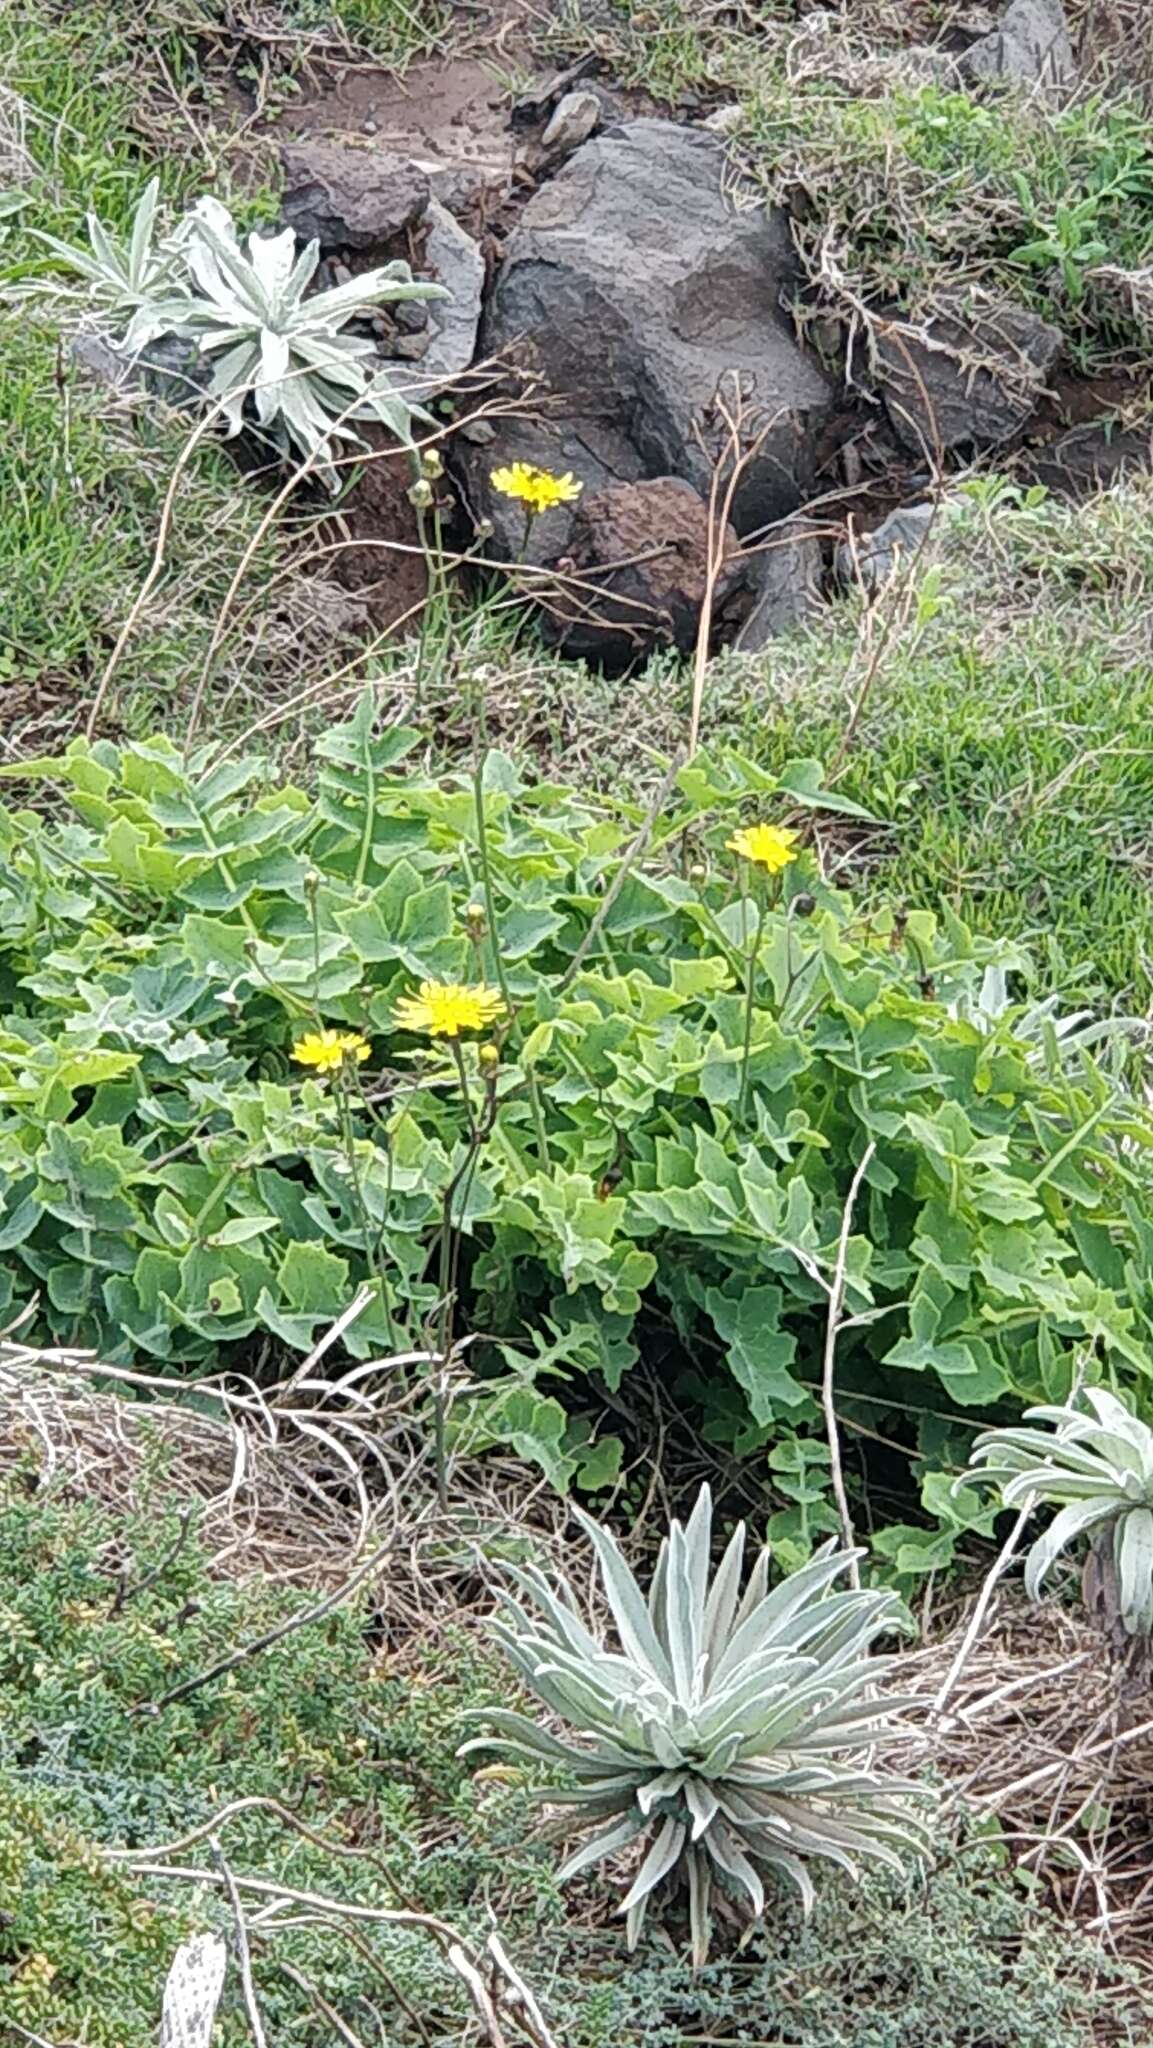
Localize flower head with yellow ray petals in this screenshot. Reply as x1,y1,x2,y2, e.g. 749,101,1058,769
727,823,800,875
292,1028,371,1073
393,980,506,1040
490,462,583,516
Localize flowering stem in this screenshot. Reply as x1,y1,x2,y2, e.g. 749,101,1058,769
737,881,767,1126
429,1040,496,1510
334,1073,394,1345
473,749,514,1020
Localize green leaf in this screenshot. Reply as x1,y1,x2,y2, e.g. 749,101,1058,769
705,1284,805,1424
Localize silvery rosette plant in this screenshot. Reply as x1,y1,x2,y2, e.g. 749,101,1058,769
26,182,446,483
462,1487,927,1964
970,1388,1153,1634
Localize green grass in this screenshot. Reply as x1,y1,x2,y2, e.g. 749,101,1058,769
4,1472,1149,2048
406,481,1153,1003
0,318,296,721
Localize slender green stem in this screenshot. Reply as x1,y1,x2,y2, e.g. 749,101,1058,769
335,1073,394,1345
737,883,767,1125
353,733,377,894
473,749,514,1017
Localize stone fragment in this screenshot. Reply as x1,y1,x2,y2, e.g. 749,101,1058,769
835,503,937,592
546,476,740,663
280,140,429,250
734,522,824,648
876,298,1062,453
541,90,602,158
962,0,1075,94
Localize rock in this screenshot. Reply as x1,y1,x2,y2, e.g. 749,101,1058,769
469,120,834,559
280,140,429,251
702,104,744,136
392,298,429,334
512,57,598,130
962,0,1074,94
876,297,1062,453
72,331,210,412
425,158,509,228
541,90,601,158
392,331,431,360
420,199,486,388
835,503,936,592
546,477,740,663
1023,422,1153,500
733,521,824,649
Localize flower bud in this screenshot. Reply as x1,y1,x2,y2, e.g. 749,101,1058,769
478,1041,500,1072
407,477,435,510
465,901,486,926
688,861,707,884
421,448,445,480
304,867,320,896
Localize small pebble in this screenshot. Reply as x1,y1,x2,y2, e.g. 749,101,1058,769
703,103,744,136
541,89,601,157
392,299,429,334
392,331,431,360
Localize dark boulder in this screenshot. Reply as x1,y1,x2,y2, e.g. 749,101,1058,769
876,297,1062,454
280,140,430,251
466,120,834,561
544,477,740,664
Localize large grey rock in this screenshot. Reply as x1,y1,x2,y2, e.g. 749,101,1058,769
734,522,824,649
963,0,1075,94
876,297,1062,453
835,503,936,593
280,140,429,250
419,200,485,387
468,120,834,560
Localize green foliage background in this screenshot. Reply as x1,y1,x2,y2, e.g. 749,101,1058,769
2,712,1152,1573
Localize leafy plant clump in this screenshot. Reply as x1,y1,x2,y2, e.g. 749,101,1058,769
971,1387,1153,1634
3,709,1153,1563
24,181,446,480
463,1484,926,1963
746,80,1153,366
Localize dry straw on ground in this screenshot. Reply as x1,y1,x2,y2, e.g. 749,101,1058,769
7,1329,1153,1975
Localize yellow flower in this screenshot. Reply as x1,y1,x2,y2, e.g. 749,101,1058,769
727,823,800,874
393,980,506,1039
292,1028,371,1073
490,461,583,515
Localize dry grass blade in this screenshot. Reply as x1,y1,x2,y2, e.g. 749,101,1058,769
899,1589,1153,1958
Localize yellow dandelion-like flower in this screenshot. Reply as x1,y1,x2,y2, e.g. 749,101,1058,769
292,1028,371,1073
727,823,800,874
393,980,506,1039
490,461,583,516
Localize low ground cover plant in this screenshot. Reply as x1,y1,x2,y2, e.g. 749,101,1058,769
3,1472,1143,2047
2,707,1152,1568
